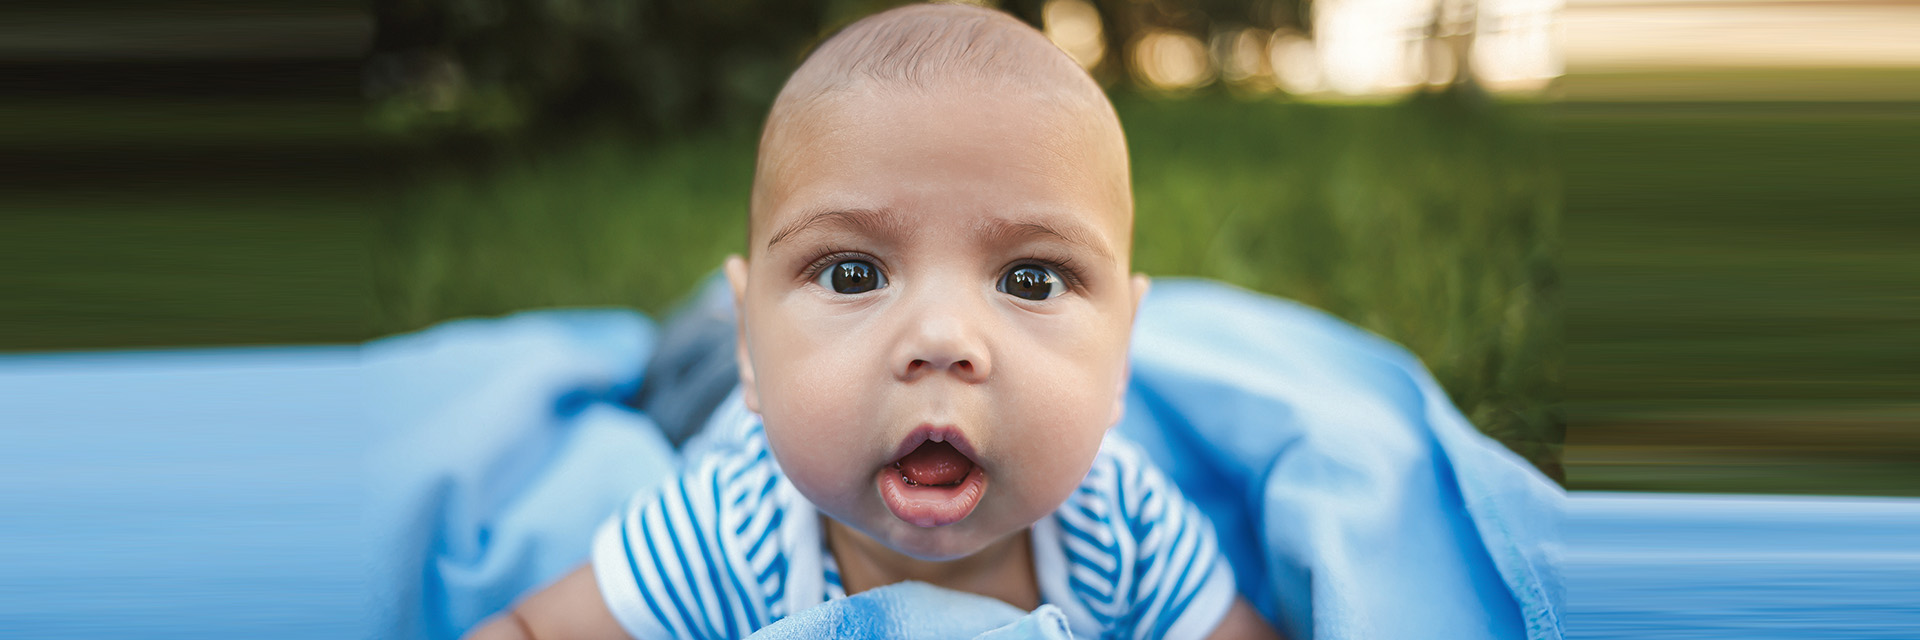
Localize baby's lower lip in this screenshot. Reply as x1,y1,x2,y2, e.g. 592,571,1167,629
876,464,987,528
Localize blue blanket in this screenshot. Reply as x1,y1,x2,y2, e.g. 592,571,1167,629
1116,282,1560,640
12,278,1919,639
362,310,676,639
3,279,1581,638
1565,492,1920,639
3,346,373,639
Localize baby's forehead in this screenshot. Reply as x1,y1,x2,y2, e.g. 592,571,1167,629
749,3,1130,244
754,84,1132,250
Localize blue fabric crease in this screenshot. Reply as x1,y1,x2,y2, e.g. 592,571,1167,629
1115,280,1557,640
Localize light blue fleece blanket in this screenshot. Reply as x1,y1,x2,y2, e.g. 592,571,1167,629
1,278,1566,639
10,277,1917,638
1115,281,1561,640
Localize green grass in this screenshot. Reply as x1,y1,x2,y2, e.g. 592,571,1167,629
1555,100,1920,496
0,99,380,348
375,137,754,330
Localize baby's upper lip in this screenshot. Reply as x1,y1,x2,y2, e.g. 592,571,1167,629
887,424,981,465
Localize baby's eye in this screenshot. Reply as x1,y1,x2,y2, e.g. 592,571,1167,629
818,260,887,295
999,264,1065,301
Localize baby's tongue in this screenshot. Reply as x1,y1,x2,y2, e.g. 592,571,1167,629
895,441,973,486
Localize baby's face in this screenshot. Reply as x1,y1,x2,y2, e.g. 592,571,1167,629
729,85,1141,561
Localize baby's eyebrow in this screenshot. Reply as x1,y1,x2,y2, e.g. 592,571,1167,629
765,207,913,250
978,216,1115,263
764,207,1116,264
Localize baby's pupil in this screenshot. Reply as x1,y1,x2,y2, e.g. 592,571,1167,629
1005,266,1053,300
831,261,879,293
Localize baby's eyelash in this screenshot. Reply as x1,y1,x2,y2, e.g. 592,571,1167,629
799,249,874,282
1016,256,1086,291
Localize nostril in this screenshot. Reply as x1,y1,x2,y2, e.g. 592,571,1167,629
904,358,974,378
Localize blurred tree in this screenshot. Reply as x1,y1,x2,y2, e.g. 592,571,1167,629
366,0,1341,142
367,0,847,141
1426,0,1478,89
1000,0,1308,86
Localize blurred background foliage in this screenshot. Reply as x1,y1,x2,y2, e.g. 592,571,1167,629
362,0,1320,143
8,0,1916,493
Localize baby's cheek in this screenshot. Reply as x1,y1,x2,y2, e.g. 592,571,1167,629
1002,388,1111,512
762,357,870,454
768,389,878,484
764,422,862,512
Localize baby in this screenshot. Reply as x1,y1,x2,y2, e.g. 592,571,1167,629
471,4,1276,639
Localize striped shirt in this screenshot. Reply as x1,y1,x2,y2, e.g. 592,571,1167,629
592,394,1236,640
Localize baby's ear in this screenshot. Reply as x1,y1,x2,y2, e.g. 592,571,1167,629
725,254,750,312
1111,273,1151,427
725,255,762,413
1130,273,1152,319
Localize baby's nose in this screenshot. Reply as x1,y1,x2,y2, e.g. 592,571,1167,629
893,302,991,384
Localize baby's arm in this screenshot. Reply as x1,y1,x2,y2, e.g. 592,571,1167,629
464,564,630,640
1206,596,1284,640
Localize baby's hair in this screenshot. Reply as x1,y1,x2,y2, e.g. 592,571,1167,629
748,2,1128,246
780,3,1096,99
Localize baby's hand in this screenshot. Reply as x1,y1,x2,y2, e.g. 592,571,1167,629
463,565,629,640
1208,597,1285,640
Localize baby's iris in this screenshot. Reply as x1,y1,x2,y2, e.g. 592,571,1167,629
1000,264,1064,301
821,260,886,294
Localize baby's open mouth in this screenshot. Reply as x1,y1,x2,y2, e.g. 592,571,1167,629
877,435,987,528
892,441,973,486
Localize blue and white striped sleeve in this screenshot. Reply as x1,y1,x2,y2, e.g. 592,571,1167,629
591,457,764,640
1114,446,1239,640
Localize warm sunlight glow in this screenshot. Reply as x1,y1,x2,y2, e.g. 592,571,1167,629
1042,0,1106,70
1132,29,1212,91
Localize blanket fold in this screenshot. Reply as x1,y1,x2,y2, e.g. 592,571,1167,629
1118,280,1559,640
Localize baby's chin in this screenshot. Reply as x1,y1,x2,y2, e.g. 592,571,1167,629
861,511,1018,562
814,492,1022,562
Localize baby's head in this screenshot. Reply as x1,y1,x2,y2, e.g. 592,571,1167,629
725,3,1144,562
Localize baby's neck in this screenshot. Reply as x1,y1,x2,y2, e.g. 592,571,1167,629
821,516,1040,610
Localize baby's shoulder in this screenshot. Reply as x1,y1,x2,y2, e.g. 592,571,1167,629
1041,434,1238,639
671,423,789,519
1047,434,1214,574
592,423,810,637
1059,433,1187,525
